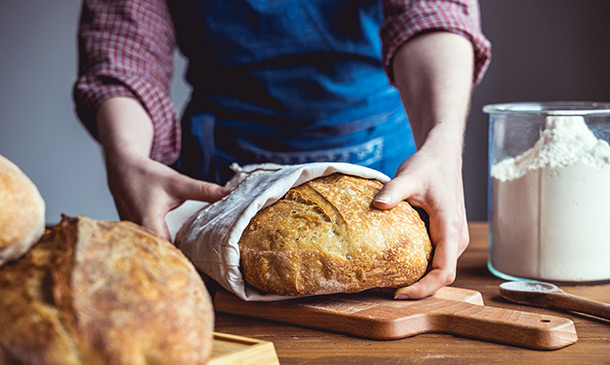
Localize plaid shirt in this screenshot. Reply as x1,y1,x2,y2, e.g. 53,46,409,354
74,0,491,164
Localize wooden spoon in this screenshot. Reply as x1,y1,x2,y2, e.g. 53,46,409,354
499,281,610,321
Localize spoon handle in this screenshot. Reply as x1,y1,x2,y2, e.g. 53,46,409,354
553,292,610,320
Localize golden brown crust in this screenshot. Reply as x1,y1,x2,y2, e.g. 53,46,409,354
0,154,45,268
0,216,214,365
238,174,433,296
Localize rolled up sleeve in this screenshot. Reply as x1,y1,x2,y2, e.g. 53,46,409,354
381,0,492,85
73,0,180,164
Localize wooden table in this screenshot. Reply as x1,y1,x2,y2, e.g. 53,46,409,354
214,222,610,364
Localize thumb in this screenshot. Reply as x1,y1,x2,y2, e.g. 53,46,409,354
373,176,417,210
172,174,232,203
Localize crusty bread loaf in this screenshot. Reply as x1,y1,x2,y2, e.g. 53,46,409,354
0,154,45,268
238,173,433,296
0,216,214,365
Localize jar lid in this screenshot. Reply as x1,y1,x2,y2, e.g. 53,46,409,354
483,102,610,116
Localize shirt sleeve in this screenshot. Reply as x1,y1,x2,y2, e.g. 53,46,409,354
73,0,179,164
380,0,492,85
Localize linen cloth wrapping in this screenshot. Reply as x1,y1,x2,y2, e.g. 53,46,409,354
168,162,390,301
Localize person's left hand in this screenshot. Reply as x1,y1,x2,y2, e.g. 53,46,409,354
372,147,470,300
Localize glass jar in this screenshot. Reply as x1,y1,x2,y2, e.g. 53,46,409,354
483,102,610,284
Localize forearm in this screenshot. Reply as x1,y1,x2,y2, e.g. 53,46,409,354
96,97,155,161
392,31,474,160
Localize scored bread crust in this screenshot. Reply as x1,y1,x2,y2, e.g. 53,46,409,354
0,154,45,268
238,173,433,296
0,216,214,365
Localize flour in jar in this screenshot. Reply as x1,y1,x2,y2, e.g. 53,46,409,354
490,115,610,282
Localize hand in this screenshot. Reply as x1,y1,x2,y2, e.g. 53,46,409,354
95,97,231,240
105,150,230,241
381,31,475,299
373,147,470,299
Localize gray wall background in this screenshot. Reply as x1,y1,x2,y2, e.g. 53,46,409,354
1,0,609,224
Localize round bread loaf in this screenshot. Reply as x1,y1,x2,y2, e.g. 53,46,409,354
0,216,214,365
238,173,433,296
0,154,45,268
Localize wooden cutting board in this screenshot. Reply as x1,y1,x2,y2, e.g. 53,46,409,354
214,286,577,350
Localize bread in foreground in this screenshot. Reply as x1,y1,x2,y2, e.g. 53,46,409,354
238,173,433,296
0,215,214,365
0,154,45,268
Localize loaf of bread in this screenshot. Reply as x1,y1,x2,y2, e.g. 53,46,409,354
0,216,214,365
0,154,45,268
238,173,433,296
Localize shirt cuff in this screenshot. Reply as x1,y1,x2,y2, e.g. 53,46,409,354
381,0,492,85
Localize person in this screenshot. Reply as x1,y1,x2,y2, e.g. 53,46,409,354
74,0,491,300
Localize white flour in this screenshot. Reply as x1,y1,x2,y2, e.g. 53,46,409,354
490,116,610,282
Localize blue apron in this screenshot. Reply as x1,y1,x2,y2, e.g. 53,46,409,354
168,0,416,183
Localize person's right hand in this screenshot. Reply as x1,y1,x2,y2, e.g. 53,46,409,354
95,96,230,241
104,150,230,241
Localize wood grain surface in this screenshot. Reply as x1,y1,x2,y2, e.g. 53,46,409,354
209,332,279,365
215,286,576,349
213,222,610,364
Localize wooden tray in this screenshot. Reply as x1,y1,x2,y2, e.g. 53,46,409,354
214,286,577,350
209,332,280,365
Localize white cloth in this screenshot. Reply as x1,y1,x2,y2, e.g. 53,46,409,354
168,162,390,301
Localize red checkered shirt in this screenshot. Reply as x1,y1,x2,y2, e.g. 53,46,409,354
74,0,491,164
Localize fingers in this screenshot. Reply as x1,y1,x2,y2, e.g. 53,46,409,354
394,267,456,300
393,252,457,300
396,229,459,300
171,174,232,203
394,214,467,300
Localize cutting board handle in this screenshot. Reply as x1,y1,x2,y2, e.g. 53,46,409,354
429,301,577,350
